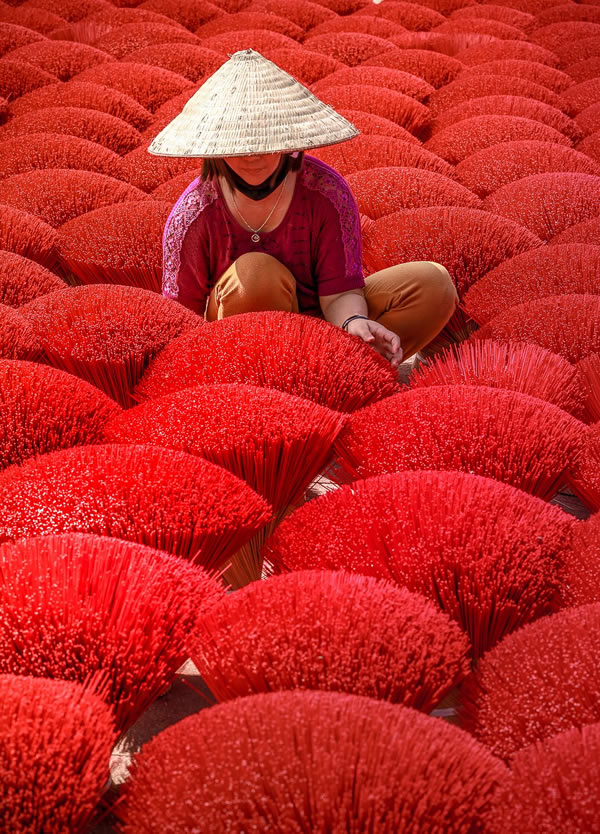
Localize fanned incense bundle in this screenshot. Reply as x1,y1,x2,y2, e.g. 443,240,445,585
576,100,600,136
568,422,600,511
201,30,299,56
0,360,120,469
463,244,600,324
568,56,600,84
429,74,564,116
83,4,197,26
137,84,200,143
118,145,202,191
499,0,572,14
0,444,272,573
305,14,407,40
390,31,498,57
191,569,470,709
105,383,345,583
0,170,146,228
535,21,600,58
138,0,224,29
7,81,152,130
0,675,115,834
57,201,171,291
152,169,204,200
475,294,600,364
120,691,507,833
577,131,600,163
334,109,416,141
124,43,223,80
550,215,600,246
314,84,430,134
490,723,600,834
425,115,570,165
460,603,600,760
1,5,62,33
535,3,600,28
450,4,534,30
0,534,223,731
306,0,367,13
196,11,303,39
252,0,335,32
484,173,600,241
21,284,199,406
365,47,465,88
362,207,542,301
334,385,586,500
0,106,140,154
303,32,391,65
456,39,559,68
355,1,444,31
313,134,454,176
461,60,571,93
0,206,58,269
74,61,189,112
431,99,582,142
314,66,433,103
265,470,572,656
456,141,599,197
337,107,416,144
346,167,482,219
435,17,528,41
0,133,127,181
265,47,342,83
4,39,109,80
0,304,40,360
410,340,588,419
578,353,600,423
561,513,600,607
0,22,44,56
135,311,399,413
0,251,63,307
93,22,200,59
0,60,56,99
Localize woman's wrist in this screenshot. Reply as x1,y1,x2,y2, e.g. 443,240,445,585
341,314,369,332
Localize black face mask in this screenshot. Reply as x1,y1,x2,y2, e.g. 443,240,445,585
224,156,291,201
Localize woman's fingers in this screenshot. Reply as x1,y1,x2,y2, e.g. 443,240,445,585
347,320,403,366
349,320,375,342
374,326,402,360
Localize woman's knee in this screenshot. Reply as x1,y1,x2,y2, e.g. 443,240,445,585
233,253,294,294
221,252,297,313
424,262,459,316
234,252,284,281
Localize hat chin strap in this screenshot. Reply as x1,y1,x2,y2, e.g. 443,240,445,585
224,155,291,201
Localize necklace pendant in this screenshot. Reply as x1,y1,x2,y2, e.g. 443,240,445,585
251,233,260,243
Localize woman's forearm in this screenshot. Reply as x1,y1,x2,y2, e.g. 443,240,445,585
319,289,368,328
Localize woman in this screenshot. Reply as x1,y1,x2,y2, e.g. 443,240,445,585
151,49,458,369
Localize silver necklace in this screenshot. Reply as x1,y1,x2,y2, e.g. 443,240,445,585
231,173,289,243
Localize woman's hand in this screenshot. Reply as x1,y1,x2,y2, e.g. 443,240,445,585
346,318,403,368
319,289,403,368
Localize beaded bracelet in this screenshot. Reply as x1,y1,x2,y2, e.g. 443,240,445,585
341,314,369,332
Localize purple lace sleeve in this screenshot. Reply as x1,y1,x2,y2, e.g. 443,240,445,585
301,158,363,283
162,177,218,299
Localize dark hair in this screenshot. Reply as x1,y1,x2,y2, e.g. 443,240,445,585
201,152,304,187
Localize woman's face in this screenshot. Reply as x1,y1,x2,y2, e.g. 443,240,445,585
223,153,282,184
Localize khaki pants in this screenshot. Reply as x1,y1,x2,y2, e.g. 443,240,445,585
206,252,458,359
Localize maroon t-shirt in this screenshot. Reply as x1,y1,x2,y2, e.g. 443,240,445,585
162,155,365,316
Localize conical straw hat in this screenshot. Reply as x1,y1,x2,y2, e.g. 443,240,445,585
148,49,359,158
